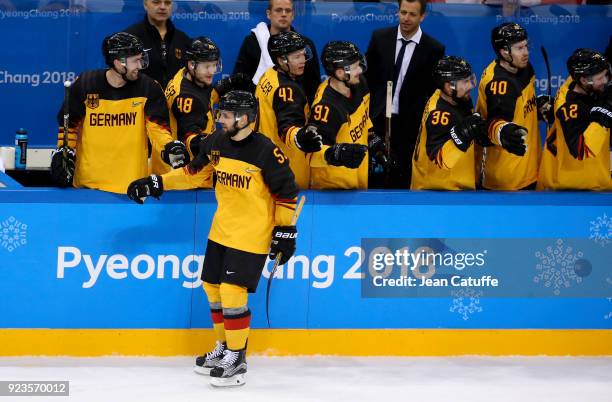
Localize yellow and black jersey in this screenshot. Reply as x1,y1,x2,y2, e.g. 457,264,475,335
150,68,218,187
309,75,372,190
537,77,572,190
412,90,476,190
539,77,611,190
254,66,311,189
476,60,541,190
57,69,173,194
163,130,299,254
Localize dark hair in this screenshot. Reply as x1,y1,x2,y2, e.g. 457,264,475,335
397,0,427,15
267,0,293,12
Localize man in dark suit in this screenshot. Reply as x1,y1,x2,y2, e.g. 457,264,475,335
366,0,444,188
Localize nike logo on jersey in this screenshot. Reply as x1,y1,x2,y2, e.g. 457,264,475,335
226,270,235,275
132,101,144,107
245,168,260,174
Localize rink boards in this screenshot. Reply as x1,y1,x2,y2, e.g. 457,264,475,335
0,189,611,356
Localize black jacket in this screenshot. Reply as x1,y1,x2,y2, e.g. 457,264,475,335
233,27,321,103
124,16,191,88
366,27,444,147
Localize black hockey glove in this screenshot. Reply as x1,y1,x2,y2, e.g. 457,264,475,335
449,113,486,152
269,225,297,265
536,95,554,124
368,131,389,171
161,140,189,168
295,125,323,153
127,174,164,204
214,73,256,96
324,143,368,169
50,147,76,187
499,122,527,156
590,104,612,129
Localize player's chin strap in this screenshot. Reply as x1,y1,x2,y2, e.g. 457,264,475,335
114,58,133,82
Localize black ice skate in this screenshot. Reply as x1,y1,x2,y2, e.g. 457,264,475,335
209,348,247,387
194,340,226,375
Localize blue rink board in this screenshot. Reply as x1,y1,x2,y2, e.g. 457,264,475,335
0,189,611,330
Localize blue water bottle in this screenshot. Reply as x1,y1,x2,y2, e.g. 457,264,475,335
14,128,28,169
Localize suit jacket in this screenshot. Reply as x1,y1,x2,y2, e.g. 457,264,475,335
366,26,444,149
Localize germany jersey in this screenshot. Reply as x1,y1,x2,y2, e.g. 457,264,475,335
537,78,572,190
309,75,372,190
476,60,541,190
150,68,218,187
57,69,174,194
539,77,611,190
254,66,312,189
411,90,476,190
162,130,298,254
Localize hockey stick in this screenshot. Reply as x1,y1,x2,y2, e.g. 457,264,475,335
265,195,306,328
384,80,393,158
540,46,553,130
62,80,71,159
540,46,552,98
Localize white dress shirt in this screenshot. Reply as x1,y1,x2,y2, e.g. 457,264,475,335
392,26,422,114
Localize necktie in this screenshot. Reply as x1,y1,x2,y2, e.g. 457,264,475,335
393,39,411,94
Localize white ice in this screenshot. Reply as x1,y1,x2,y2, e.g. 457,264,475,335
0,356,611,402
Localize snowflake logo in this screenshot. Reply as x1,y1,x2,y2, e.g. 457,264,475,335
533,239,584,296
1,216,27,252
450,288,483,321
590,213,612,247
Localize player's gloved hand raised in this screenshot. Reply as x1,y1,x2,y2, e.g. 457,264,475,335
499,122,527,156
269,225,297,265
536,95,554,124
324,143,368,169
161,140,189,168
590,104,612,129
127,174,163,204
50,147,76,187
295,125,322,153
214,73,256,96
450,113,486,152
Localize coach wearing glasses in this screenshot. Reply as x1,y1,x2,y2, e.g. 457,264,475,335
366,0,444,188
124,0,191,88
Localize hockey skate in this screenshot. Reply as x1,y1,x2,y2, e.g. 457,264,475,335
209,348,247,387
194,340,226,375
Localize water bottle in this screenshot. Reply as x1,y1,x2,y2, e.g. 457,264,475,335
14,128,28,169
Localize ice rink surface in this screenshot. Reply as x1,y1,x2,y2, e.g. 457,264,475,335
0,356,611,402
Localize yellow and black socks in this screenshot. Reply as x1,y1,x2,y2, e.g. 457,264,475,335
219,283,251,350
203,282,226,343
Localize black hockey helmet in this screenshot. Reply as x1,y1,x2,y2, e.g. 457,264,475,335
491,23,528,56
433,56,473,89
268,31,311,64
102,32,146,67
567,48,609,80
217,90,258,123
184,36,220,62
321,41,366,76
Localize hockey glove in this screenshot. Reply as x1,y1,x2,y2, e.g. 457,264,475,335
499,122,527,156
536,95,555,124
127,174,164,204
449,113,486,152
269,225,297,265
590,105,612,129
295,125,323,153
324,143,368,169
50,147,76,187
368,131,389,171
214,73,256,96
161,140,189,168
